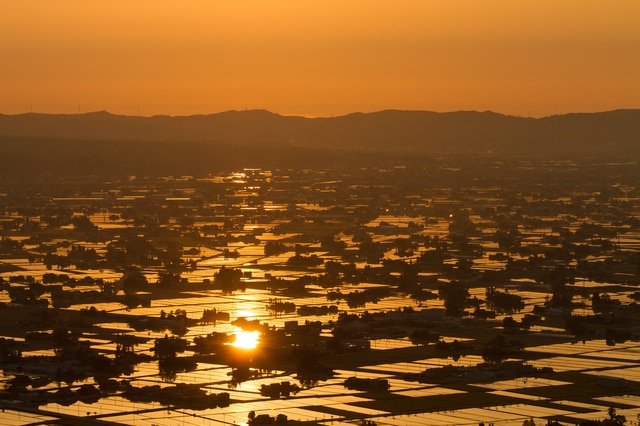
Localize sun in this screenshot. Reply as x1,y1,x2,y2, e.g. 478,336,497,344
232,330,260,349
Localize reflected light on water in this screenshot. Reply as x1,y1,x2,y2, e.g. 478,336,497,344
236,309,257,319
232,330,260,349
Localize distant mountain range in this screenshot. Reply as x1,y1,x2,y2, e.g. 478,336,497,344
1,109,639,176
1,109,640,154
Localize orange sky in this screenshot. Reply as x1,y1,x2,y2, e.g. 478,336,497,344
2,0,639,117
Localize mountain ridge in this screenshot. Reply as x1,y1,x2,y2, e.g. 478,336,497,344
1,108,639,154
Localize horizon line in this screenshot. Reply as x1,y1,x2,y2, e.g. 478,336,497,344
2,107,639,120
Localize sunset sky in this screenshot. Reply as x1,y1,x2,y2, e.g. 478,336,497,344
2,1,639,117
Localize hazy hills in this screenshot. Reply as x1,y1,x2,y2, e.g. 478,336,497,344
1,109,639,153
1,109,639,176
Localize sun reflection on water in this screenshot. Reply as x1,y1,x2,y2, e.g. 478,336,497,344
232,330,260,349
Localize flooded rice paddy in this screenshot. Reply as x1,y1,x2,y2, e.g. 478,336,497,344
1,157,640,425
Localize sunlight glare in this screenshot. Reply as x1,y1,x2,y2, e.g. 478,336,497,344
236,309,256,319
232,330,260,349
